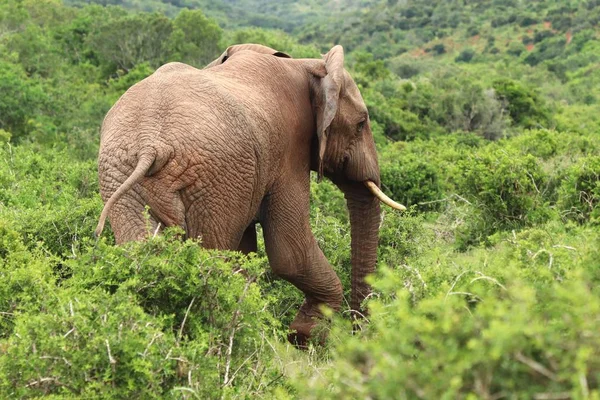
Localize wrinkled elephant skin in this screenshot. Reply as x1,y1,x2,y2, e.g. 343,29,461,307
96,44,397,346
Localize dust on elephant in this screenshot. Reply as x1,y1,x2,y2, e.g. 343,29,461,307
95,44,405,346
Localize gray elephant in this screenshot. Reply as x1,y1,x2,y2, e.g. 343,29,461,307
95,44,404,346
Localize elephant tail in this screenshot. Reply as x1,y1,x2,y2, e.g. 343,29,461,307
95,151,156,238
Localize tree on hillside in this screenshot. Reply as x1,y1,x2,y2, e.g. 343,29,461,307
87,12,173,72
171,9,222,67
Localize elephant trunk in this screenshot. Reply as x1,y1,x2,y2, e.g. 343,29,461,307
344,183,382,314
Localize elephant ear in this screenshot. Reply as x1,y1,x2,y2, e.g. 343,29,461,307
314,45,344,180
204,44,291,68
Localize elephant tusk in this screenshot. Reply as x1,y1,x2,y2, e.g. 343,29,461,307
365,181,406,211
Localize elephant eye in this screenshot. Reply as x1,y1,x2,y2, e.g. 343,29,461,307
356,120,366,133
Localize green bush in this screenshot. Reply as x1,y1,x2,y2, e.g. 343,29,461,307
430,43,446,55
518,14,539,27
0,221,59,338
380,151,443,210
291,224,600,399
0,145,102,256
555,104,600,137
295,272,600,399
524,36,566,66
68,232,278,341
454,146,550,247
87,12,174,73
492,78,551,129
508,129,558,159
349,51,391,87
506,41,525,57
0,289,178,399
455,48,475,63
170,8,222,67
365,89,433,141
365,73,509,141
378,209,432,266
0,62,48,141
0,232,285,398
558,156,600,224
423,72,508,140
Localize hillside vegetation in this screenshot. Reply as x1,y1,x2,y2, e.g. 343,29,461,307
1,0,599,398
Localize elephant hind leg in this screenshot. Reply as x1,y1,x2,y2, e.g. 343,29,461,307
183,193,256,251
108,190,161,244
144,187,187,235
237,224,257,255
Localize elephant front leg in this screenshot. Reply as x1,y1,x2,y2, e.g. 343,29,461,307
261,190,343,348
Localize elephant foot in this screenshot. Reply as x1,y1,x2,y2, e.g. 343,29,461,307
287,300,328,349
288,311,316,349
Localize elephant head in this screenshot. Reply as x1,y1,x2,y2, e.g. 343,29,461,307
309,46,405,313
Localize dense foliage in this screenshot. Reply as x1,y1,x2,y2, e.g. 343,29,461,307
1,0,599,398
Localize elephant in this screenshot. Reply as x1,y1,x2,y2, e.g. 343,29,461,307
95,43,405,346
